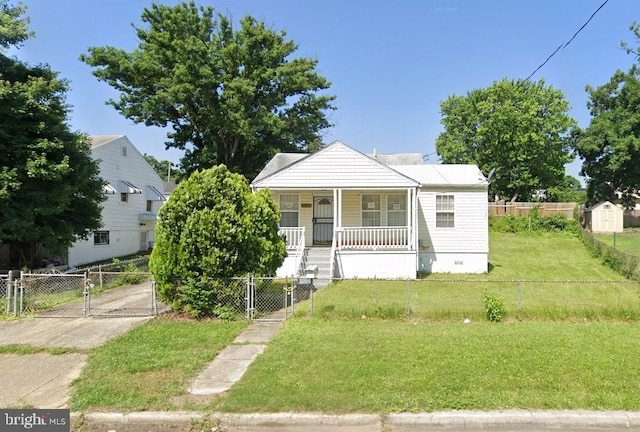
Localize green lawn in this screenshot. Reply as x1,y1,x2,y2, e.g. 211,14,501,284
595,231,640,256
211,320,640,413
70,317,248,412
69,231,640,413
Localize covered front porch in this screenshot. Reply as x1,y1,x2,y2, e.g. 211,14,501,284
276,187,419,279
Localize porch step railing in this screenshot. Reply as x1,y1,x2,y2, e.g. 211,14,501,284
278,227,305,250
337,226,410,250
278,227,307,277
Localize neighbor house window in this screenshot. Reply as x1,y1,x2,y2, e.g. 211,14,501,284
93,231,110,246
436,195,455,228
146,200,153,212
362,194,381,226
120,193,128,202
387,194,407,226
279,194,299,227
121,146,127,156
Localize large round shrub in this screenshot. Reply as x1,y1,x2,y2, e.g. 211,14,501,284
150,165,286,317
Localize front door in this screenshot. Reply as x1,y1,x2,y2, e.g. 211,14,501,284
313,196,333,245
139,231,148,251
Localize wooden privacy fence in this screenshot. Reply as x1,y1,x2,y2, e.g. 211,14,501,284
489,201,576,219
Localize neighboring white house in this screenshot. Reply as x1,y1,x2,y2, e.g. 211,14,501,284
67,135,166,267
585,201,624,233
251,141,489,279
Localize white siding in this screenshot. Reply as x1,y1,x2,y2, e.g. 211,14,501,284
67,136,166,267
417,188,488,254
254,142,418,190
337,251,416,279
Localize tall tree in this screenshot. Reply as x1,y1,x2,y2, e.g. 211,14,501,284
575,25,640,209
81,1,336,180
436,78,576,201
0,1,104,266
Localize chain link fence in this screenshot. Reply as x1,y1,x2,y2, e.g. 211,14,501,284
294,278,640,321
6,267,159,317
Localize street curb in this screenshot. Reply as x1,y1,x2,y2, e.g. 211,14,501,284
73,410,640,430
385,410,640,429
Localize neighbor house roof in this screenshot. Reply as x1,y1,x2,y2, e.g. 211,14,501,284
90,135,124,149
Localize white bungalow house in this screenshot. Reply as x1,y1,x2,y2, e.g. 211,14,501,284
251,141,489,279
66,135,166,267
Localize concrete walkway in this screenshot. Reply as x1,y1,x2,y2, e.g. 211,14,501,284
190,320,284,395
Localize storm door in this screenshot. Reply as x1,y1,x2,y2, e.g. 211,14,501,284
313,196,333,245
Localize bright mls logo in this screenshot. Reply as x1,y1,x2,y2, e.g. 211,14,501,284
0,409,69,431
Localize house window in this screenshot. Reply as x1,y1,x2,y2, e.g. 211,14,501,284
146,200,153,212
93,231,110,246
121,146,127,156
436,195,455,228
120,193,128,202
387,194,407,226
279,194,299,227
362,194,381,226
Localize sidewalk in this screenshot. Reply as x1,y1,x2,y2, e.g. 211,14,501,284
190,320,284,395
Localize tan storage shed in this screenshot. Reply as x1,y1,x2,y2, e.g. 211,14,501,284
586,201,624,233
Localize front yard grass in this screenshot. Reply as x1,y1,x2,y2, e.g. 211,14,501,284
69,231,640,413
211,320,640,413
70,316,248,412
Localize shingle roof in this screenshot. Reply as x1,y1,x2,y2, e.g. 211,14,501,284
391,164,488,186
367,153,423,165
252,153,308,182
90,135,124,149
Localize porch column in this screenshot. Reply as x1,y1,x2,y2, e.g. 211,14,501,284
407,188,413,251
333,188,339,250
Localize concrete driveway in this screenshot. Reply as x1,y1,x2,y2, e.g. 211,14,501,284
0,283,163,408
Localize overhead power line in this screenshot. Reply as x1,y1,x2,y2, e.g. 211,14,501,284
525,0,609,81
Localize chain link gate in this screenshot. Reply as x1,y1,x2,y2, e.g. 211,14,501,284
245,276,317,321
9,271,159,317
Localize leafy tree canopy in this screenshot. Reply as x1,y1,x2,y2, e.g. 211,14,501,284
0,1,104,267
149,165,286,317
0,0,32,50
545,175,586,204
436,78,576,201
575,25,640,209
81,1,336,180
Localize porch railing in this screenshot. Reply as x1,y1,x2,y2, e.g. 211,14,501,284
279,227,305,250
278,227,307,277
337,226,410,250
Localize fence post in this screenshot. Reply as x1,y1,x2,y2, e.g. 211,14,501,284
517,279,521,311
18,272,24,316
310,282,314,316
83,272,89,318
98,264,103,292
5,270,12,315
151,279,158,316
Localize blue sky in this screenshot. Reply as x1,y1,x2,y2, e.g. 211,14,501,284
12,0,639,183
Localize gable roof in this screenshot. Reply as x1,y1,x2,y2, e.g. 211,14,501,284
251,141,419,190
252,153,308,183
